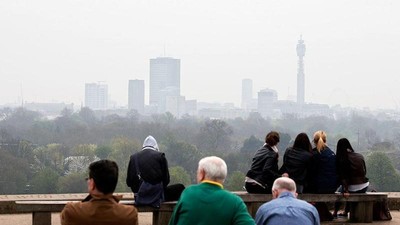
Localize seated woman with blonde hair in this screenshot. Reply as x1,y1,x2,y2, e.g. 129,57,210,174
307,130,338,194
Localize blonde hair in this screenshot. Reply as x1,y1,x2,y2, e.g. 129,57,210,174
313,130,327,152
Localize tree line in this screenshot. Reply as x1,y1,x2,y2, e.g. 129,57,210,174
0,107,400,194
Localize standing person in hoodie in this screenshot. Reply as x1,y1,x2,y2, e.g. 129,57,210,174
245,131,281,194
126,135,185,202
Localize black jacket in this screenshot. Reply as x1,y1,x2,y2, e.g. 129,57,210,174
126,149,170,193
279,147,313,185
246,145,280,189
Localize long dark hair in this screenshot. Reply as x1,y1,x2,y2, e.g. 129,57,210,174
336,138,354,163
293,132,312,152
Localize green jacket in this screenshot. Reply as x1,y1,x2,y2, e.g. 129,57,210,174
169,181,255,225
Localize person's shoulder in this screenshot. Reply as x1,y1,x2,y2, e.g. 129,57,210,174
180,183,201,194
294,198,318,210
115,203,138,216
129,151,140,159
257,199,277,212
217,190,248,205
325,146,335,154
286,146,294,151
63,201,83,210
61,201,84,220
352,151,364,157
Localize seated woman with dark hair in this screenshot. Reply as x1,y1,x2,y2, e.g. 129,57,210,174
245,131,282,194
333,138,369,218
279,132,313,194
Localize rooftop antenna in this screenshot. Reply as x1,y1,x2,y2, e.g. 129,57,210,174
163,42,167,57
20,83,24,108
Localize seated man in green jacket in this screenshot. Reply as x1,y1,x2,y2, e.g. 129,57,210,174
169,156,255,225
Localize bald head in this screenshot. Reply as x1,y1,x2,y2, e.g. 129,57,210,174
272,177,297,198
197,156,228,183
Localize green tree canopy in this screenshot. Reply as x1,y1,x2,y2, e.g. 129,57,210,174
225,171,245,191
30,168,59,194
240,135,263,153
169,166,191,186
197,119,233,152
366,151,400,191
57,172,87,193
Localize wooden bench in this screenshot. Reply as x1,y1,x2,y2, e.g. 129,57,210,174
0,192,388,224
0,199,176,225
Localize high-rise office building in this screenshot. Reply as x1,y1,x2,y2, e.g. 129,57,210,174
296,36,306,104
85,82,108,110
128,79,145,114
149,57,180,107
241,79,253,110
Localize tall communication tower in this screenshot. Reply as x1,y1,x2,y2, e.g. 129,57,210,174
296,35,306,104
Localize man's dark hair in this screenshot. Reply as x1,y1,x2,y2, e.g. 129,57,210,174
89,159,119,194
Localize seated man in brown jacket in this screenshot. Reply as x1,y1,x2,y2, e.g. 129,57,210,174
61,159,138,225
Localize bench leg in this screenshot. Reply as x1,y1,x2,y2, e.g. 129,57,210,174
33,212,52,225
245,202,263,218
155,211,173,225
349,202,373,223
153,211,159,225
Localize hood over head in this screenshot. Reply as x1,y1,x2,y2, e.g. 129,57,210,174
142,135,159,151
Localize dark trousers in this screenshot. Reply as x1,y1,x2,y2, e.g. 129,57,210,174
245,182,271,194
164,183,185,201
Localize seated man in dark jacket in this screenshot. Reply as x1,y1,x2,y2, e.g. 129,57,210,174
126,135,184,202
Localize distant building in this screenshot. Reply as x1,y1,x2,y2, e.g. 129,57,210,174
158,86,180,114
24,102,74,118
184,99,197,116
296,36,306,104
165,95,186,118
197,102,245,119
149,57,180,109
241,79,253,111
258,88,278,118
128,79,145,114
85,82,108,110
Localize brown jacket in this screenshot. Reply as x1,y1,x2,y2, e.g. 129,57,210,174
61,194,138,225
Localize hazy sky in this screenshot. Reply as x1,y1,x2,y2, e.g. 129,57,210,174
1,0,399,110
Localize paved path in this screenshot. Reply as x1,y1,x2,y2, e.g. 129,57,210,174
323,210,400,224
0,211,398,225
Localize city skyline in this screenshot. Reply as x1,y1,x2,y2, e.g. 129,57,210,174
1,1,400,110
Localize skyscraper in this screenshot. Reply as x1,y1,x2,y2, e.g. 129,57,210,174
296,36,306,104
149,57,180,107
128,79,145,114
85,82,108,110
241,79,253,110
